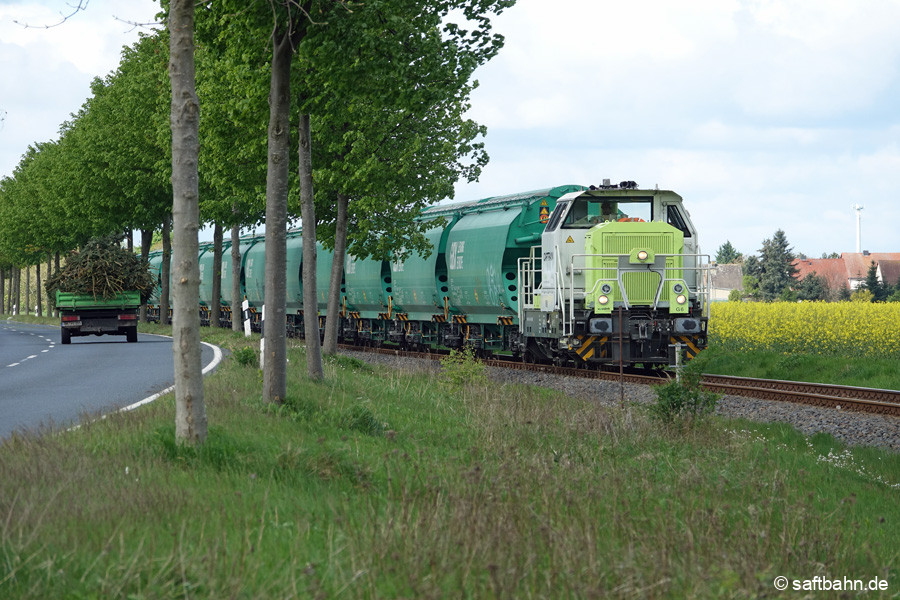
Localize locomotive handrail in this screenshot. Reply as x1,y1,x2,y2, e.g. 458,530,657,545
567,252,710,321
556,244,571,334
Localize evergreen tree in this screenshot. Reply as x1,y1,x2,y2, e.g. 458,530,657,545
862,260,886,302
888,278,900,302
797,272,827,301
715,240,741,264
742,255,762,279
838,284,852,301
757,229,797,302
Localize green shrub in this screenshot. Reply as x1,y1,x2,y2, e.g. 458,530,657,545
232,346,257,367
651,370,719,426
439,345,487,386
342,405,385,436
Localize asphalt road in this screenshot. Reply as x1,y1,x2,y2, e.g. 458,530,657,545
0,319,220,439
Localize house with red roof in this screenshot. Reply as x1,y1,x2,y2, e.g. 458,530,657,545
792,252,900,293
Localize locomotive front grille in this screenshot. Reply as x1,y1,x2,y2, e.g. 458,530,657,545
622,271,661,305
604,233,676,255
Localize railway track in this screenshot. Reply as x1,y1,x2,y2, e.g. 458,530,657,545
701,375,900,417
339,343,900,418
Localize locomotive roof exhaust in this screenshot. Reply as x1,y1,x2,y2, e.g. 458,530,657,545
589,180,638,190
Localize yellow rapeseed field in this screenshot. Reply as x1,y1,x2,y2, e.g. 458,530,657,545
709,301,900,359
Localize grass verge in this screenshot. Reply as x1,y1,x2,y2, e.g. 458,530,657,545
0,320,898,597
693,346,900,390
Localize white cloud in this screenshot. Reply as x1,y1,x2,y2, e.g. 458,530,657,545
0,0,159,175
457,0,900,257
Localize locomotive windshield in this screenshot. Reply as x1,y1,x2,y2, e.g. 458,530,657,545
560,197,652,228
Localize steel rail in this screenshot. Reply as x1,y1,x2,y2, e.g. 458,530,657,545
701,374,900,417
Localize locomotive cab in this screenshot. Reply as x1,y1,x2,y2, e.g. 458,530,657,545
518,182,709,366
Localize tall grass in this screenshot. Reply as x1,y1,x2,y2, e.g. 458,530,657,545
0,323,898,597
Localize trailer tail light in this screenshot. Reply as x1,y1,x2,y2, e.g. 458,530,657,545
118,314,137,321
61,315,80,322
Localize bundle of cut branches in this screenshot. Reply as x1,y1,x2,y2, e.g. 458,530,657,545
45,236,156,302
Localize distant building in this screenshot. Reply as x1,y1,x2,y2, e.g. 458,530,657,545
708,263,743,301
793,252,900,292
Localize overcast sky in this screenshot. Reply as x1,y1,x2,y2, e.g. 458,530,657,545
2,0,899,259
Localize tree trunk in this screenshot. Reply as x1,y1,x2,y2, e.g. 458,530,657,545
140,228,152,322
53,253,60,317
231,221,242,332
323,192,349,355
35,261,42,317
262,30,293,403
211,222,223,328
25,266,30,315
47,256,53,317
299,112,324,380
161,216,172,325
13,267,20,314
0,268,5,315
169,0,206,444
126,230,134,253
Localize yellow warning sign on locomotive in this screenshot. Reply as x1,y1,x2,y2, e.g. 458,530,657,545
539,207,550,223
565,236,575,243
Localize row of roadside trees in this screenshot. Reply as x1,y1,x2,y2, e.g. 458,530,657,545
0,0,516,444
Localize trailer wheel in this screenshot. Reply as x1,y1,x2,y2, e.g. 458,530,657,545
126,327,138,343
61,327,71,345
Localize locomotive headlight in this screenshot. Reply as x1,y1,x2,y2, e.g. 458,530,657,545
600,284,612,294
637,250,648,261
598,295,610,306
673,283,684,293
676,294,687,305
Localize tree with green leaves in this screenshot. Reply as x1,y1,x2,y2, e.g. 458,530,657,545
861,261,887,302
742,254,762,279
193,4,270,332
192,0,313,395
757,229,797,302
796,272,828,301
302,0,512,355
888,281,900,302
714,240,741,264
838,283,852,302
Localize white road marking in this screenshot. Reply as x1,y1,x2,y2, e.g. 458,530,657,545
119,341,224,413
2,324,55,367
